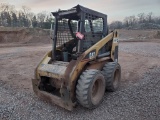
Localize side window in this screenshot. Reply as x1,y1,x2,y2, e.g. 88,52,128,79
84,18,103,33
92,18,103,32
85,20,91,32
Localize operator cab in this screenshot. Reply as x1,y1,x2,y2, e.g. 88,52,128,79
52,5,108,62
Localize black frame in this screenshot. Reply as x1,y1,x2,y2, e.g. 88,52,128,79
52,5,108,60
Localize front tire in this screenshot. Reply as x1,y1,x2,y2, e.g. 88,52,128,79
76,69,105,109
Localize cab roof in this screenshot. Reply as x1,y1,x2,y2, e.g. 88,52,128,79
52,5,107,20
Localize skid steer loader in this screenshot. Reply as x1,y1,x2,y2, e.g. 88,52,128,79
32,5,121,110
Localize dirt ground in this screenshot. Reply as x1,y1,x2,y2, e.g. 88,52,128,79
0,29,160,120
0,43,159,91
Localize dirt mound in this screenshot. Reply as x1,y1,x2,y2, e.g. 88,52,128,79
0,27,52,44
154,31,160,39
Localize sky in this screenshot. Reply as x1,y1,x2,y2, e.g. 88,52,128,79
1,0,160,23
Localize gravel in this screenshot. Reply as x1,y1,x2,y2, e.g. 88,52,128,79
0,42,160,120
119,42,160,58
0,67,160,120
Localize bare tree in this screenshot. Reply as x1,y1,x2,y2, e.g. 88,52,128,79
146,12,153,23
138,13,145,23
37,11,47,28
124,17,129,27
109,21,123,30
0,3,15,13
27,12,34,27
22,6,31,17
0,3,15,26
155,17,160,24
37,11,46,22
128,15,136,27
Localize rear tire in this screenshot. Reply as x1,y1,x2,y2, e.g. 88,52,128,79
76,69,105,109
102,62,121,92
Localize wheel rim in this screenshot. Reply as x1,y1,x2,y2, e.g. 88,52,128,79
92,80,99,97
91,77,105,105
113,69,120,89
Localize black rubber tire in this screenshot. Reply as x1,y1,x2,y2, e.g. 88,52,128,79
76,69,106,109
102,62,121,92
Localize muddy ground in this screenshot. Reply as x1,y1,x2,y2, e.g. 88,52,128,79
0,29,160,120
